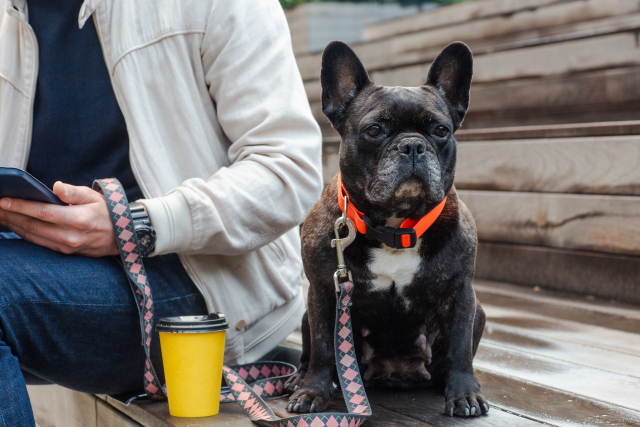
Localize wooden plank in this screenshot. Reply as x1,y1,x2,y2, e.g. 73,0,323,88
304,31,640,103
295,1,640,82
267,393,430,427
481,323,640,378
101,391,541,427
98,395,256,427
362,0,570,41
461,65,640,128
373,31,640,87
268,388,547,426
456,120,640,141
366,388,546,426
476,282,640,334
463,99,640,129
28,385,97,427
474,241,640,304
475,369,640,426
482,304,640,363
474,337,640,411
316,66,640,134
97,400,143,427
456,135,640,196
475,280,640,324
459,190,640,256
467,65,640,115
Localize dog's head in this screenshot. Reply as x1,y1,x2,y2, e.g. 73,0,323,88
322,41,473,222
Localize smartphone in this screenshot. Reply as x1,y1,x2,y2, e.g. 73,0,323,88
0,168,65,205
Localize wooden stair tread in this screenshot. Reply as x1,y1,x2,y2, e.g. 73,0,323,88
475,280,640,325
475,340,640,411
456,121,640,141
475,370,640,426
481,326,640,378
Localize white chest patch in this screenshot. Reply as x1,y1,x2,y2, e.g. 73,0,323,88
368,239,422,291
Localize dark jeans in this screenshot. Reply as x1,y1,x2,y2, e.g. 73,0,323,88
0,237,208,427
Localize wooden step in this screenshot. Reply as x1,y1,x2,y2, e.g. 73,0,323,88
475,370,640,426
475,241,640,304
474,280,640,334
456,120,640,141
363,0,573,41
459,190,640,256
457,134,640,195
303,29,640,103
295,0,640,82
313,65,640,133
322,122,640,185
463,65,640,128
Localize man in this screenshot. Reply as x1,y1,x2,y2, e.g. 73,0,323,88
0,0,322,424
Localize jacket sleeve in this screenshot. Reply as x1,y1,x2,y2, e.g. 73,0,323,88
140,0,322,256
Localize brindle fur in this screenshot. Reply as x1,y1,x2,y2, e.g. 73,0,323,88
285,41,488,417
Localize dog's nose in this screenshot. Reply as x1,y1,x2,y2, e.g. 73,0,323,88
398,139,426,157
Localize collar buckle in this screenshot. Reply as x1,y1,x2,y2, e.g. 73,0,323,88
362,215,417,249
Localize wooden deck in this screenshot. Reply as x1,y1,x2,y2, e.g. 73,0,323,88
29,280,640,426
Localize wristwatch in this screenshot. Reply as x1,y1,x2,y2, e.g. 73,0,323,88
129,202,156,257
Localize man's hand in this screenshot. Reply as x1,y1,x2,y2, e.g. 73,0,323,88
0,182,119,257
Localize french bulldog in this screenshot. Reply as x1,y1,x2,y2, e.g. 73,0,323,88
284,41,488,417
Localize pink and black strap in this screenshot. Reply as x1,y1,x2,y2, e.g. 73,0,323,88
97,179,371,425
94,178,167,400
220,281,371,426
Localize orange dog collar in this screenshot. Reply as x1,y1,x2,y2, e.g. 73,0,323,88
337,175,447,249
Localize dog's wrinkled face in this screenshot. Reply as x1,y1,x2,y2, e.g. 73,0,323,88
321,41,473,221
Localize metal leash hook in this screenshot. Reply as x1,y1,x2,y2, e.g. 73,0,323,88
332,195,356,292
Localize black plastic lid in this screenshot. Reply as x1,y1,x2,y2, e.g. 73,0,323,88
156,313,229,333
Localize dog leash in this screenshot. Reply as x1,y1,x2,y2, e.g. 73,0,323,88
98,178,371,425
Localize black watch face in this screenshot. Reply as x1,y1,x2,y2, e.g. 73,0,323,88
138,232,150,247
136,228,154,256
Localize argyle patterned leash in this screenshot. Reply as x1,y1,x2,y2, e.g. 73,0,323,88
93,178,167,400
219,362,297,402
221,281,371,427
96,178,318,405
96,178,371,424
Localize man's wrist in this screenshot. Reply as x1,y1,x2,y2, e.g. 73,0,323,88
129,202,156,257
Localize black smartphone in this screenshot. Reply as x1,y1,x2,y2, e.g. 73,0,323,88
0,168,65,205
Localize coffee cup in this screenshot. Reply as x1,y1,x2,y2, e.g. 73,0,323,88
157,313,229,417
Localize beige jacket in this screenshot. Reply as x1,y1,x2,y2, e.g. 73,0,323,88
0,0,322,363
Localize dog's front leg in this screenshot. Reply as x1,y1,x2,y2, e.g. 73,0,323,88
443,280,489,417
287,281,337,413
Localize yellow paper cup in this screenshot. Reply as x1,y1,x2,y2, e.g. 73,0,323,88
157,314,229,417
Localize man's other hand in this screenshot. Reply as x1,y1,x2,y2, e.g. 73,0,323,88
0,182,118,257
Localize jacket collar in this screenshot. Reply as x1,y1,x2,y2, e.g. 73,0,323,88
78,0,105,28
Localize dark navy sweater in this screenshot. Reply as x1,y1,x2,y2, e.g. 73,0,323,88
26,0,143,202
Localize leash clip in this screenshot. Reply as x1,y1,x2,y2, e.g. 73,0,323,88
331,196,356,292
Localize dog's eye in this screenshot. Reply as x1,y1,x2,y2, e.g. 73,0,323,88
434,125,450,138
365,125,382,138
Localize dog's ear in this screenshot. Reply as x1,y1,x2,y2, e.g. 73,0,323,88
321,41,372,128
426,42,473,126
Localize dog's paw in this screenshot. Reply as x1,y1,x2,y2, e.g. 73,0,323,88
444,371,489,417
286,380,332,413
284,371,306,394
